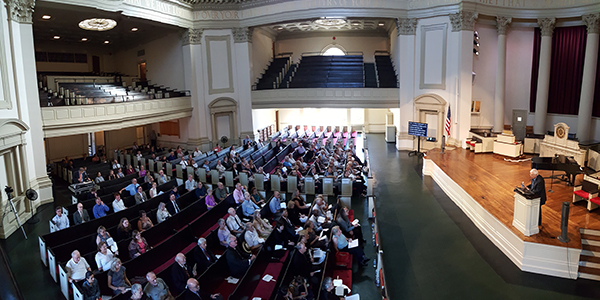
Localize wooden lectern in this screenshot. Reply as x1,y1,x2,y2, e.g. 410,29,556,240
512,187,540,236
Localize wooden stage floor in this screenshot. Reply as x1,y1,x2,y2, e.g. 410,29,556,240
425,148,600,249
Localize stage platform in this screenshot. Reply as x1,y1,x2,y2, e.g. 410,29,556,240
423,148,600,279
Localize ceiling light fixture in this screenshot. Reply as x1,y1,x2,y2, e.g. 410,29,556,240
42,15,51,20
81,38,88,41
53,36,60,39
314,17,347,27
131,27,138,32
104,40,110,44
378,22,385,26
79,18,117,31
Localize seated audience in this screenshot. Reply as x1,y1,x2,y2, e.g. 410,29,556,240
112,160,121,169
95,241,116,271
205,189,216,210
183,278,223,300
226,207,244,236
139,165,147,179
116,218,132,240
52,206,69,230
73,202,90,225
331,225,369,266
241,192,259,218
125,165,135,175
96,225,112,246
336,206,364,243
144,271,173,300
82,271,101,300
112,193,127,213
66,250,91,283
185,174,196,192
214,182,227,203
170,186,180,199
233,183,244,205
122,178,141,197
292,189,310,215
171,253,195,295
108,170,117,180
128,230,149,259
195,182,207,200
250,187,265,207
156,202,171,223
116,168,125,178
95,172,105,184
269,191,284,215
192,237,217,275
217,219,231,248
135,186,149,204
166,193,182,215
252,210,272,239
225,236,254,279
244,222,264,254
108,258,131,295
130,283,144,300
156,170,168,185
149,182,158,198
137,210,154,232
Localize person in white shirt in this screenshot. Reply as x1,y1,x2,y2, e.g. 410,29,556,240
149,182,158,198
156,202,171,223
216,160,226,178
193,147,202,157
52,206,69,230
180,159,188,168
112,193,127,212
66,250,91,283
95,241,116,271
226,207,243,236
244,222,264,253
184,174,196,192
112,160,121,170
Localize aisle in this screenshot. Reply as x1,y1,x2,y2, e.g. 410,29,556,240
366,134,600,300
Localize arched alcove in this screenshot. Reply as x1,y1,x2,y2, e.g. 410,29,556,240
413,93,447,150
208,98,238,147
321,44,347,56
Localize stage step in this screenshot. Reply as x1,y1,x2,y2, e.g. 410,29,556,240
578,228,600,281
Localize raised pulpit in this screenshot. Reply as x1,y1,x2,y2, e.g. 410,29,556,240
512,187,540,236
540,122,586,166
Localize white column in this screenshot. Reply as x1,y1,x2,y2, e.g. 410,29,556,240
577,14,600,142
233,27,255,141
182,29,211,152
395,18,417,150
450,11,478,148
5,0,53,205
534,18,556,135
494,17,511,133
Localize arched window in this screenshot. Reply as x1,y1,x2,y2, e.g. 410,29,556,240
321,44,346,56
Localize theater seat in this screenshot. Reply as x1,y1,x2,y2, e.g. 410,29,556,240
573,179,599,211
335,251,352,269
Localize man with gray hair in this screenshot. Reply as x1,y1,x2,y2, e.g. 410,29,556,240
193,237,217,275
130,283,144,300
183,278,223,300
171,253,194,295
526,168,546,227
144,271,172,300
320,277,341,300
66,250,91,283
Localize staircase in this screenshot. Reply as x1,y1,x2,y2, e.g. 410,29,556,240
364,63,377,88
579,228,600,280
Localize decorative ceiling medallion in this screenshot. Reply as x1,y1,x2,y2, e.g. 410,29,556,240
314,18,346,27
78,18,117,31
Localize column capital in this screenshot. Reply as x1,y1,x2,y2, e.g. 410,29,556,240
396,18,417,36
449,11,478,32
496,16,512,35
537,18,556,36
182,28,203,46
232,27,253,43
583,14,600,34
3,0,35,24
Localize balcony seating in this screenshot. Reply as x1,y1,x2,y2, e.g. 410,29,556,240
375,55,398,88
289,55,364,88
256,57,290,90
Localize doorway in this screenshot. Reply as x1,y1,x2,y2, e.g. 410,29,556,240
138,62,147,80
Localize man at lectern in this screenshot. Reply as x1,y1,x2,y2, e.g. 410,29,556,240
526,168,546,227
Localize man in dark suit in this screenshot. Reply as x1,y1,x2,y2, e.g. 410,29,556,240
72,203,90,225
134,186,149,204
527,168,547,227
171,253,195,295
224,236,254,278
280,209,299,241
166,193,182,215
192,238,217,275
182,278,222,300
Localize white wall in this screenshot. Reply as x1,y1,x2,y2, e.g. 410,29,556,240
252,29,274,85
276,108,386,133
505,27,535,127
275,35,389,63
252,109,276,132
104,127,137,153
113,32,185,90
472,25,498,128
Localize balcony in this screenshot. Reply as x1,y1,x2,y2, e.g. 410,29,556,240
251,88,399,109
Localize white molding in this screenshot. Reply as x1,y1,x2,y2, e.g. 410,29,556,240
251,88,399,109
0,6,12,110
420,23,447,90
423,158,580,279
41,97,193,138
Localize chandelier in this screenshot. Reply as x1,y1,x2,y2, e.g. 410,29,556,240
78,18,117,31
314,18,347,27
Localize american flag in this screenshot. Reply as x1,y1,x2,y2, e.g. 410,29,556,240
445,106,451,137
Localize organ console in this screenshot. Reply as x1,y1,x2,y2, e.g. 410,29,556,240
540,123,586,166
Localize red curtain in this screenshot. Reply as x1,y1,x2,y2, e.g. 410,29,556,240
529,28,541,113
530,26,587,115
592,41,600,117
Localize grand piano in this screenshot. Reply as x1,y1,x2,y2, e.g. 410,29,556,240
531,154,583,186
